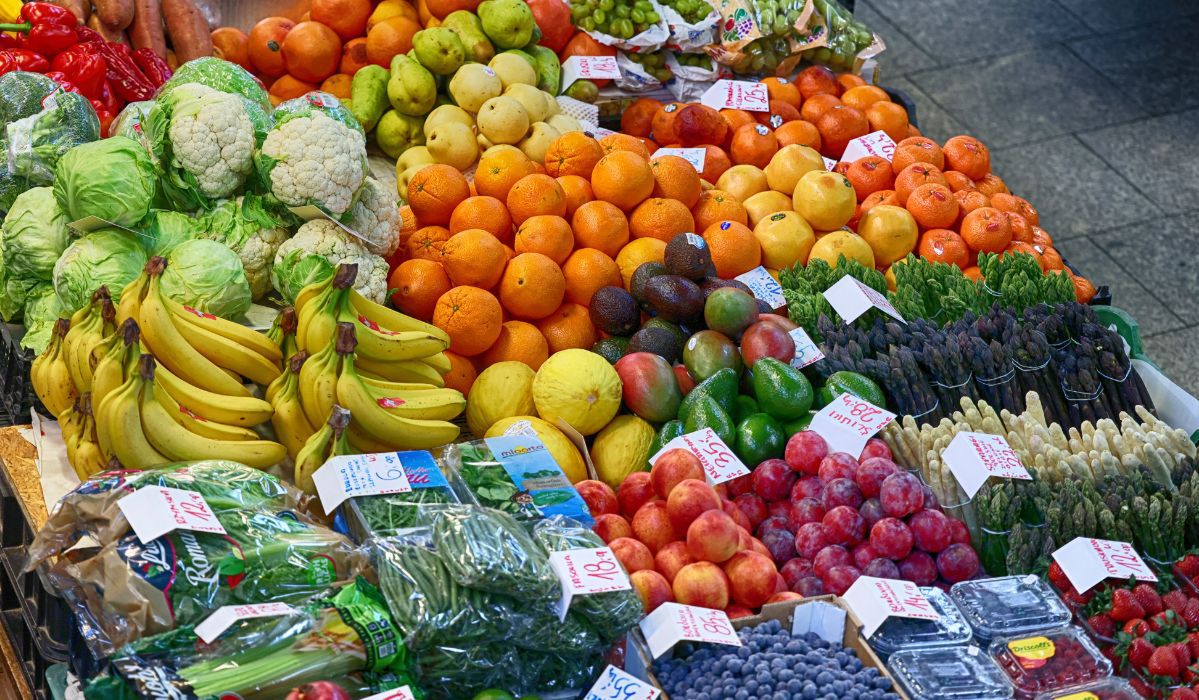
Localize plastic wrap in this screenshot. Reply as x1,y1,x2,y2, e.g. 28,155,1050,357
344,450,460,540
660,0,721,52
707,0,814,75
665,51,730,101
0,71,59,124
109,101,154,140
573,0,670,53
805,0,885,74
519,649,606,695
272,91,364,136
6,90,101,184
414,643,522,700
156,57,271,111
424,505,560,601
616,51,669,92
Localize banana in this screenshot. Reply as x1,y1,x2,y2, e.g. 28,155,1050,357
301,285,346,353
33,319,77,418
355,355,446,386
294,276,332,316
95,356,169,469
139,258,250,397
347,287,449,343
152,384,260,441
72,439,108,480
298,339,339,429
335,307,448,363
153,362,273,427
164,295,282,363
267,307,299,361
357,375,443,393
117,272,148,326
364,384,465,421
92,320,141,409
64,301,102,392
271,357,317,460
293,405,352,494
346,422,398,453
170,315,282,386
336,353,460,450
60,398,83,462
419,352,452,374
138,357,286,468
265,348,302,405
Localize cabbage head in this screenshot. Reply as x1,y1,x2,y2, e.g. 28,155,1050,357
20,283,65,353
202,195,293,300
159,239,251,318
1,187,72,280
140,209,202,257
158,57,271,112
53,136,157,227
53,228,148,312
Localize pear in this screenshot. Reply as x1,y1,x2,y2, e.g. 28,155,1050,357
519,122,561,163
375,110,426,159
387,55,437,116
424,104,475,137
488,53,538,89
546,114,582,134
448,63,503,113
503,83,549,123
397,145,436,174
476,95,530,145
477,0,535,50
427,122,480,170
442,11,495,63
484,144,523,159
412,28,466,76
477,132,496,151
543,90,561,117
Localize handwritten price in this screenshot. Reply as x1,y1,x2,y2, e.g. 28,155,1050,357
585,666,660,700
582,549,621,583
1092,540,1155,580
699,608,734,637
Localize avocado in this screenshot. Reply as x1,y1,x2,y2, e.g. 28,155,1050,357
664,233,714,281
678,367,739,424
643,274,704,325
592,336,630,364
589,286,640,336
650,419,685,459
698,276,755,300
643,317,685,353
627,326,680,363
630,261,667,307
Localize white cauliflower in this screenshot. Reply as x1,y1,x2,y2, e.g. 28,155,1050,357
272,220,388,303
238,225,289,299
162,83,258,200
203,196,293,300
259,112,369,216
347,177,401,257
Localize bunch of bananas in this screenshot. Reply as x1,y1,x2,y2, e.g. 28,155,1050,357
31,289,117,418
59,394,106,480
293,405,354,493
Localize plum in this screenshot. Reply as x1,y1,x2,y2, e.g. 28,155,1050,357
792,575,825,596
908,509,951,553
818,452,859,482
821,477,864,510
937,543,980,583
823,565,862,595
725,473,754,498
869,517,914,560
813,545,852,577
784,431,828,474
859,498,886,529
946,517,972,545
792,497,826,528
863,558,901,579
733,493,769,531
898,550,937,586
880,472,925,518
780,557,814,587
794,522,832,560
756,515,792,539
760,528,797,565
822,505,867,546
852,542,880,570
855,457,899,498
860,438,892,461
790,475,825,502
751,459,796,502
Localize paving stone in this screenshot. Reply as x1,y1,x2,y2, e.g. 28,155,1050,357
1140,326,1199,397
881,76,967,144
1054,0,1199,34
1078,109,1199,213
1090,213,1199,325
852,0,937,77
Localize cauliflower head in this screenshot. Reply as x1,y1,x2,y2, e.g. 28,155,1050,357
272,220,388,303
347,176,401,257
204,196,294,300
239,225,289,300
164,83,259,201
259,112,368,216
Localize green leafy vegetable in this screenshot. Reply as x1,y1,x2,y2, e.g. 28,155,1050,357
159,238,252,318
53,136,158,227
51,227,147,312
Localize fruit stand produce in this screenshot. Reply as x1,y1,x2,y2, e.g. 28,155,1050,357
0,0,1198,698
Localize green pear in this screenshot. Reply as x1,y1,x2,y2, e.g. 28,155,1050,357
546,114,582,133
448,63,503,113
476,95,529,145
477,0,535,50
412,28,466,76
375,110,426,159
519,121,561,163
503,83,549,123
387,55,437,116
442,11,495,64
397,146,436,173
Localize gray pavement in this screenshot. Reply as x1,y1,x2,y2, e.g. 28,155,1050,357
861,0,1199,393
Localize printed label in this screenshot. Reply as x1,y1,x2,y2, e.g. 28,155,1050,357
650,428,750,485
735,266,786,309
584,665,661,700
118,486,227,544
841,576,938,637
840,130,897,163
481,435,594,525
376,397,406,408
502,419,539,437
312,452,416,514
942,432,1031,498
562,55,621,89
823,275,905,324
194,602,295,644
639,602,742,659
788,327,825,369
700,79,769,112
823,156,838,171
40,87,62,111
358,315,402,335
182,305,217,320
1007,636,1055,670
550,546,632,619
807,392,896,458
1052,537,1157,593
653,147,706,171
306,92,336,108
363,687,417,700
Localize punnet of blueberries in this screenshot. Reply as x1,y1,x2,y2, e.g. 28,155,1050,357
652,619,901,700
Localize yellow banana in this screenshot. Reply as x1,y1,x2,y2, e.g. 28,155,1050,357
139,259,250,397
117,273,148,326
271,356,317,460
293,405,353,494
152,384,260,442
347,287,449,343
170,315,282,386
64,303,101,392
357,375,443,393
363,384,465,421
153,362,273,427
346,422,398,453
266,307,299,362
419,352,452,374
335,354,460,450
95,356,169,470
265,347,302,405
73,439,108,480
60,398,83,461
164,295,282,363
302,285,346,353
294,276,332,316
92,320,141,409
335,307,448,362
33,319,77,418
355,355,446,386
298,339,339,429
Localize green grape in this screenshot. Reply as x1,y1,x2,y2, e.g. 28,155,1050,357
631,8,645,22
598,0,614,10
813,47,832,62
645,10,659,22
580,16,596,30
615,4,631,17
571,4,588,19
593,8,606,23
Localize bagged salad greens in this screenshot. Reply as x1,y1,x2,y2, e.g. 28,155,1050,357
343,449,459,540
423,505,559,601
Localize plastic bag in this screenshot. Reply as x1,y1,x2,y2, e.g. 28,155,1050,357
272,91,364,136
577,0,670,53
519,649,606,695
804,0,885,74
707,0,814,75
665,51,730,101
660,0,721,52
344,449,460,540
0,71,58,124
6,90,101,184
414,643,522,700
424,505,560,601
615,51,668,92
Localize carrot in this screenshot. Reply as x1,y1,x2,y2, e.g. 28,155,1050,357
162,0,213,62
93,0,135,30
129,0,167,57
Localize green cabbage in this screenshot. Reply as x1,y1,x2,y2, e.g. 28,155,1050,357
1,187,72,280
52,228,148,312
271,246,336,304
20,283,65,353
53,136,157,228
140,209,202,257
159,239,251,318
157,57,271,111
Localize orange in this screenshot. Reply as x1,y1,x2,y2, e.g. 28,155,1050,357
1030,226,1053,248
962,266,982,282
841,85,890,111
908,124,923,138
943,171,976,193
573,200,630,258
563,248,622,306
449,195,513,244
311,0,371,40
399,205,419,245
426,0,479,20
599,133,651,158
388,259,451,321
1000,242,1046,271
211,27,252,71
366,16,420,67
906,183,959,230
1071,274,1096,303
865,101,909,142
1038,245,1064,271
650,156,702,208
248,17,295,79
754,99,801,127
729,123,779,169
441,351,477,394
441,228,507,288
557,175,594,218
846,156,894,201
614,237,666,288
515,215,574,265
280,21,341,83
837,73,867,92
891,137,945,173
629,198,695,243
476,149,538,202
591,151,655,212
960,207,1012,253
269,75,318,102
339,37,370,75
816,105,869,159
545,132,605,178
893,163,948,205
917,229,970,268
408,164,470,225
650,102,687,145
368,0,417,30
942,135,990,180
319,74,353,98
1007,212,1032,243
796,65,840,98
433,286,503,357
537,303,597,352
531,162,548,176
699,145,732,184
774,120,822,151
858,189,899,219
762,77,802,108
499,252,566,320
974,173,1008,197
507,174,567,224
702,221,761,278
953,190,990,228
692,189,748,232
720,109,757,141
622,97,663,138
479,321,550,370
989,193,1040,227
406,225,450,261
800,94,841,124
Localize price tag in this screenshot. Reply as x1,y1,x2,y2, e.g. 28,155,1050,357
839,130,897,163
584,665,661,700
306,92,338,108
550,547,632,619
639,602,742,659
653,147,706,171
40,87,62,111
312,452,413,514
1052,538,1157,593
362,687,417,700
67,216,140,236
841,576,939,637
700,80,770,112
651,428,750,485
562,55,621,88
287,204,371,246
788,327,825,369
735,265,785,310
117,486,226,544
807,392,896,458
193,603,295,644
822,156,838,171
941,432,1032,498
822,275,905,324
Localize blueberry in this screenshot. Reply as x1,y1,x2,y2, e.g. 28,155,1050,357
745,680,758,693
873,677,892,690
738,646,751,659
815,671,833,686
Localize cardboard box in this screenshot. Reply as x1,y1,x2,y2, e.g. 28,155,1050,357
625,596,910,700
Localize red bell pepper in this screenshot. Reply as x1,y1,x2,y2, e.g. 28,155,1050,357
19,3,78,27
0,35,20,50
74,26,103,44
0,49,50,73
43,72,81,94
0,53,15,76
50,44,105,97
96,78,122,115
131,48,170,87
0,3,79,57
89,99,115,134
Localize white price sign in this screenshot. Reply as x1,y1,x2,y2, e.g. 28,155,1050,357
562,55,621,88
654,147,706,171
117,486,227,544
808,392,896,458
839,130,897,163
823,275,905,324
1052,538,1157,593
362,687,417,700
639,602,742,659
788,327,825,369
194,603,295,644
651,428,750,485
735,266,786,310
701,80,770,112
550,547,632,620
585,665,661,700
942,432,1032,498
841,576,939,637
312,452,413,514
822,156,838,171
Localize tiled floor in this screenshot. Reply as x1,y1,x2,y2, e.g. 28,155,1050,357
861,0,1199,394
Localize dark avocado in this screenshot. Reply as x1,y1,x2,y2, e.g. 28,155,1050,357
630,261,668,307
592,336,630,364
644,274,704,325
664,233,714,281
588,286,640,336
698,276,755,299
628,326,680,363
642,317,686,359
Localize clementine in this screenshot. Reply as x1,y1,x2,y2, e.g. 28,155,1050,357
479,321,550,370
433,286,503,356
942,135,990,180
846,156,894,201
893,163,948,205
408,164,470,225
917,229,970,268
891,137,945,173
816,105,869,159
507,174,567,224
515,215,574,265
960,207,1012,253
906,183,959,230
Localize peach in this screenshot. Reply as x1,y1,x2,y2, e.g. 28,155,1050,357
666,478,722,535
651,449,704,498
736,526,754,551
593,513,633,544
575,479,619,516
631,501,676,553
618,471,658,518
609,536,655,573
672,561,731,609
767,591,805,603
655,541,696,583
723,499,753,531
723,551,779,608
631,569,674,614
725,604,754,620
686,510,740,563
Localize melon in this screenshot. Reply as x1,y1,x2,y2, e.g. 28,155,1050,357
532,348,622,435
590,414,655,488
465,361,536,437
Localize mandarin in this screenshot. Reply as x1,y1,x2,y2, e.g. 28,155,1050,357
953,190,990,228
1071,274,1096,303
816,105,869,159
840,85,890,111
989,193,1040,226
865,101,909,142
507,174,567,224
836,73,867,91
545,132,605,178
1007,212,1032,243
499,252,566,320
974,173,1008,197
536,302,597,352
800,94,841,124
846,156,895,201
515,215,574,265
1001,242,1046,271
906,183,959,230
796,65,840,98
408,164,470,225
433,286,503,357
479,320,550,370
762,77,802,107
960,207,1012,253
449,195,513,243
774,120,822,151
943,135,991,180
441,229,508,288
891,137,945,173
591,150,655,212
917,229,970,268
572,200,630,258
388,259,451,321
339,37,370,74
893,163,948,204
720,109,757,143
943,171,976,193
858,189,899,218
562,248,623,307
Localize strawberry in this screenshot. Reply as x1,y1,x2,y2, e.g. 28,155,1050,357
1169,689,1199,700
1152,610,1182,631
1177,554,1199,578
1165,590,1191,615
1151,645,1183,679
1127,637,1157,670
1189,632,1199,660
1124,619,1152,637
1087,613,1116,639
1135,583,1165,615
1047,561,1071,591
1112,588,1147,622
1176,642,1195,669
1061,589,1094,608
1185,599,1199,630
